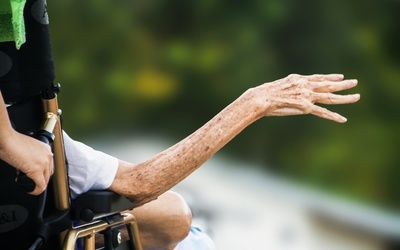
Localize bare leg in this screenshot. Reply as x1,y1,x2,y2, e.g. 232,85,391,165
129,191,192,250
96,191,192,250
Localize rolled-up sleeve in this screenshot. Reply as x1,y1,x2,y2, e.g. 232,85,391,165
63,131,119,199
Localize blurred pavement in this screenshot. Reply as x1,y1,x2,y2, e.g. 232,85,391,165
90,134,398,250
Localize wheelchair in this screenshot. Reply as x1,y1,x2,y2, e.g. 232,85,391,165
0,84,143,250
1,0,143,247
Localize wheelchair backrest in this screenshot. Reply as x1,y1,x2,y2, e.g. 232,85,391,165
0,96,62,249
1,1,142,248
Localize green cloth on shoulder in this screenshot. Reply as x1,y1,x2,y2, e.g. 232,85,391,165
0,0,27,49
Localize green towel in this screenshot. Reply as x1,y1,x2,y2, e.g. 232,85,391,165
0,0,27,49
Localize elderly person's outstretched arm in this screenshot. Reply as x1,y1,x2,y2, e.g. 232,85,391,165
110,73,360,206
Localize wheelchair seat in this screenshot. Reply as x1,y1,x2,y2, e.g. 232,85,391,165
0,181,141,250
71,190,134,222
67,190,142,250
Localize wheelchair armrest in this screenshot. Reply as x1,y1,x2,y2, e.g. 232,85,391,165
71,190,133,222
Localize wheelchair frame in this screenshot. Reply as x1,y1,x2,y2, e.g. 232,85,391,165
35,86,143,250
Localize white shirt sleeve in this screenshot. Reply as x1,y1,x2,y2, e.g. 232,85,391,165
62,131,119,199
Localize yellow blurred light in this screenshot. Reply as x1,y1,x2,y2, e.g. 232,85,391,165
132,68,180,102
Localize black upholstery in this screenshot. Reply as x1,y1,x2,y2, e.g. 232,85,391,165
0,96,59,249
72,190,134,222
0,1,138,248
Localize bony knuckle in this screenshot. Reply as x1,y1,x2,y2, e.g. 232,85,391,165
314,74,323,79
327,83,335,92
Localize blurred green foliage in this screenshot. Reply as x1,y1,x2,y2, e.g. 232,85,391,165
48,0,400,210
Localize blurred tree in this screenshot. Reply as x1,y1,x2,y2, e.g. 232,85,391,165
48,0,400,210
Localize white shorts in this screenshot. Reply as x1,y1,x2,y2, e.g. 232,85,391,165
63,131,119,199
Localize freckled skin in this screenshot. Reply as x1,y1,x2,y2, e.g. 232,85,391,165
0,73,360,249
109,74,360,206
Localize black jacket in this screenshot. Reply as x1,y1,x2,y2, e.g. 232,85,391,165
0,0,55,103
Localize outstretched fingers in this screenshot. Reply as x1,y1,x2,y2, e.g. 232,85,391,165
311,79,358,93
313,92,361,105
305,74,344,82
307,77,360,122
263,74,360,122
311,105,347,123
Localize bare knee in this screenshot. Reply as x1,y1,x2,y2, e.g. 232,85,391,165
130,191,192,249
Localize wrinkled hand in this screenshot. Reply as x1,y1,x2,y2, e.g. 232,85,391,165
0,130,54,195
256,74,360,122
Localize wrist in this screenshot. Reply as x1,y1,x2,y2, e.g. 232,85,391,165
241,87,268,120
0,126,16,151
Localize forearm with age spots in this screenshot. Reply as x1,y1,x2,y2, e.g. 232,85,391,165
110,74,360,206
109,89,261,206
